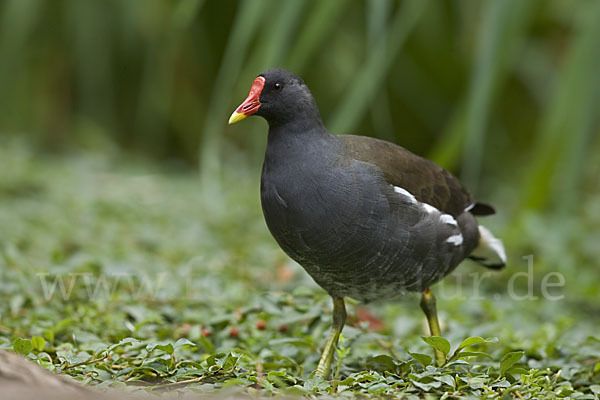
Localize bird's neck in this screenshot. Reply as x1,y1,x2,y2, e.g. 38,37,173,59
264,119,337,170
266,109,326,131
266,119,329,148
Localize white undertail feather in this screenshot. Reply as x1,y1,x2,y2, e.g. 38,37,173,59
470,225,506,267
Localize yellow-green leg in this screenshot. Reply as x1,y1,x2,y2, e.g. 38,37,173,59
420,288,445,366
315,297,346,378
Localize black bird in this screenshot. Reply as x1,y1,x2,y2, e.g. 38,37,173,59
229,68,505,377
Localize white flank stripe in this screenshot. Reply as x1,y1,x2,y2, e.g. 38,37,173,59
446,234,463,246
440,214,457,226
393,186,417,204
422,203,438,214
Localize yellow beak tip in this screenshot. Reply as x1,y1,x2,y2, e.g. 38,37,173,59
228,111,247,125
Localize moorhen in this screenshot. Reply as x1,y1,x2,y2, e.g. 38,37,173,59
229,68,505,377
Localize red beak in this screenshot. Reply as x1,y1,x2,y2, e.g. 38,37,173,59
228,76,266,124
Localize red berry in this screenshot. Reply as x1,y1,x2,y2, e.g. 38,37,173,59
256,320,267,330
278,324,288,333
201,328,211,337
229,327,239,337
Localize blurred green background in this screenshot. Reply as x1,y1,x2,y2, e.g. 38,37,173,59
1,0,600,299
1,0,599,393
2,0,600,292
2,0,598,201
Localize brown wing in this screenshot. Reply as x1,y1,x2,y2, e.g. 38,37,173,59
340,135,490,217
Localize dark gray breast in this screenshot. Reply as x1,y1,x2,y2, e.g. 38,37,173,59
261,133,478,302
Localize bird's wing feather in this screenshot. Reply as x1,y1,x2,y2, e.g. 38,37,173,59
340,135,491,217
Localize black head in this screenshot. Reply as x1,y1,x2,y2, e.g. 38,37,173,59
229,68,323,129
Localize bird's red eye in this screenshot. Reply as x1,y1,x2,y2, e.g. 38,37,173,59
274,82,283,91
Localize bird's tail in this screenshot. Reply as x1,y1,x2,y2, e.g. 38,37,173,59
468,225,506,269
